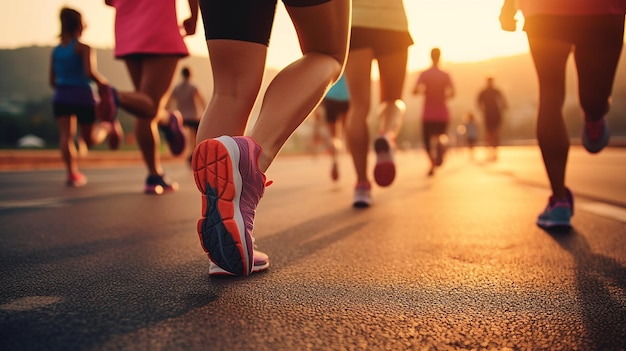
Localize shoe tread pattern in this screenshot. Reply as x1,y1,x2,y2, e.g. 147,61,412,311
192,140,245,276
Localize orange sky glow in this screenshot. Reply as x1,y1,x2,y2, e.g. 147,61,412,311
2,0,532,71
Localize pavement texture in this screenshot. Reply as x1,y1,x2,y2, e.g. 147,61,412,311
0,146,624,351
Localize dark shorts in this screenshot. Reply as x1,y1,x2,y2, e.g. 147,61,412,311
183,120,200,129
350,27,414,57
422,121,448,153
323,98,349,123
483,113,502,131
200,0,331,46
53,103,97,125
524,14,625,45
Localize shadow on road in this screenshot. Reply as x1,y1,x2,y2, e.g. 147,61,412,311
545,228,626,349
258,208,369,273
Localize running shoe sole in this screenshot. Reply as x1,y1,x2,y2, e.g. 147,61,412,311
66,175,87,187
373,137,395,187
353,200,370,209
536,206,572,231
536,219,572,232
353,185,372,208
209,251,269,276
192,137,252,276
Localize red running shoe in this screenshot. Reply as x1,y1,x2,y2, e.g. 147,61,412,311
373,135,395,187
66,172,87,187
160,112,186,156
192,136,269,276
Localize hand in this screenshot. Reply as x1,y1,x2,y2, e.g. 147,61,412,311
499,1,517,32
499,13,517,32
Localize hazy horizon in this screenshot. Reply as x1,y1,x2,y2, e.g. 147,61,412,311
1,0,534,72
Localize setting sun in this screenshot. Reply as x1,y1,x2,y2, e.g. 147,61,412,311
403,0,529,69
265,0,531,71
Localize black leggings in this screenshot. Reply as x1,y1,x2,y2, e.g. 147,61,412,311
200,0,331,46
422,121,448,154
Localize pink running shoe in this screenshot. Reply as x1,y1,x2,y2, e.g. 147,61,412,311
66,172,87,187
192,136,269,276
353,181,371,208
160,112,186,156
373,135,395,187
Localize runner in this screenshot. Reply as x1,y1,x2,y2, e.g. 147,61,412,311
191,0,350,276
105,0,198,194
50,7,122,187
499,0,625,229
412,48,455,177
344,0,413,207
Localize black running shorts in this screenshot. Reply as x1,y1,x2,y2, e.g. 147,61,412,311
350,27,414,57
524,14,624,45
53,103,96,125
200,0,331,46
422,121,448,154
323,98,349,123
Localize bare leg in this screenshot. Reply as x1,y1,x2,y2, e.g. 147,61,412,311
345,49,374,184
327,117,343,163
57,116,78,175
124,56,179,176
528,35,571,200
197,40,267,140
187,125,198,160
574,22,623,122
80,122,108,147
116,92,155,119
376,49,408,137
485,127,500,160
249,0,350,172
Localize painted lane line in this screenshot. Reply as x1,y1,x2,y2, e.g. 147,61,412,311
578,202,626,224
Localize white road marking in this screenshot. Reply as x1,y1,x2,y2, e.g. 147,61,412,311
0,296,63,311
578,202,626,224
523,184,626,223
0,198,67,209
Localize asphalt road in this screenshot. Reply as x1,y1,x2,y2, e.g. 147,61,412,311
0,146,625,351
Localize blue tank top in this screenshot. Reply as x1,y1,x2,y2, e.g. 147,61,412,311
325,75,350,102
53,39,91,87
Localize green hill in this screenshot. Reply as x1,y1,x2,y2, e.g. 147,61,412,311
1,45,625,148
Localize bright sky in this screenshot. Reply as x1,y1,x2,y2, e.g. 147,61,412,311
1,0,530,71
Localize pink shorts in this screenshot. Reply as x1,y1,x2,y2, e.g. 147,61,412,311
112,0,189,58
